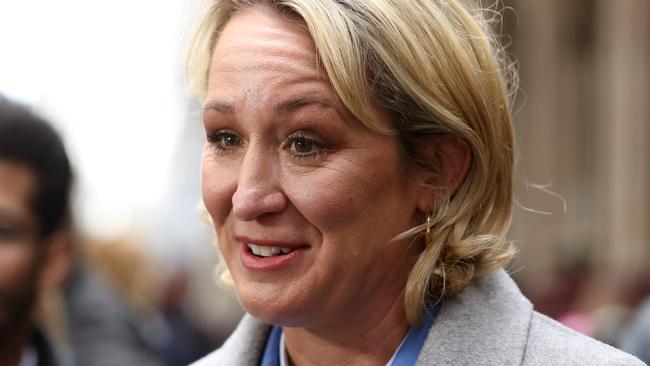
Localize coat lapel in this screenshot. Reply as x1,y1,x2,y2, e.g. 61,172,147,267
216,314,271,366
416,269,533,365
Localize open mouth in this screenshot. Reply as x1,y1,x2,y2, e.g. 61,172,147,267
247,243,295,258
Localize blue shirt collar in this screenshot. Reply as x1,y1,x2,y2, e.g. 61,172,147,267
260,304,440,366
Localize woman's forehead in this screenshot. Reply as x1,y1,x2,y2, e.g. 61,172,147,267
212,6,316,69
206,8,336,110
205,5,392,133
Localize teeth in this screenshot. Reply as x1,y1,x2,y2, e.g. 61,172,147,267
249,244,262,256
260,246,272,257
247,243,294,257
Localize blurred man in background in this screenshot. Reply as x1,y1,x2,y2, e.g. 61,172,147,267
0,95,169,366
0,95,73,366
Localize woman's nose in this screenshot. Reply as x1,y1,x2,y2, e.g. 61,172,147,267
231,147,287,221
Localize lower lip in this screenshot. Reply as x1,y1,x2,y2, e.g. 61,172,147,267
240,243,306,271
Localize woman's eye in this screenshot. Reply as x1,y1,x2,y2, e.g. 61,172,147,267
208,131,242,151
292,137,315,154
288,135,324,159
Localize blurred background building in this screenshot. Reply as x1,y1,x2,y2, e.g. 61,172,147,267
502,0,650,343
1,0,648,362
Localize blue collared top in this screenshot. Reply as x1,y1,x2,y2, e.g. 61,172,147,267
260,305,439,366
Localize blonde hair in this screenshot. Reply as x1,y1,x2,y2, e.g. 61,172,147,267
187,0,517,325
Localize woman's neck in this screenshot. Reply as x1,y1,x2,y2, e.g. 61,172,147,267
282,291,411,366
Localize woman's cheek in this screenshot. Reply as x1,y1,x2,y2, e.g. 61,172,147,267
287,172,371,231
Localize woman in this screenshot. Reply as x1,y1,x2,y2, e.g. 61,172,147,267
186,0,643,365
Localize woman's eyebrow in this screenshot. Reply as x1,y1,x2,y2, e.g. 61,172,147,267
272,96,335,114
203,101,234,114
203,96,336,115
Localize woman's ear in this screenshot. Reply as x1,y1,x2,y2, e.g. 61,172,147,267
416,134,472,212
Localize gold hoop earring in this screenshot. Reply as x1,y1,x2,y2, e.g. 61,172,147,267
425,213,433,239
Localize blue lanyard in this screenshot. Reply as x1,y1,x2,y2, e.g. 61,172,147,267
260,305,439,366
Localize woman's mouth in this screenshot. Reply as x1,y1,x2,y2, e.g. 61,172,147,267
247,243,294,257
238,238,309,271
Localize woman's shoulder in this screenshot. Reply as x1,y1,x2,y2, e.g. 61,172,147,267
190,270,644,366
523,311,645,366
190,315,270,366
191,348,224,366
417,269,644,365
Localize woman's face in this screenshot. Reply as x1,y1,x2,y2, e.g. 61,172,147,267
202,6,427,328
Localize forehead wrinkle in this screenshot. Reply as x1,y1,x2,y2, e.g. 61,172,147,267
216,35,316,58
217,62,314,76
209,48,325,102
215,8,315,57
212,44,320,75
212,19,319,76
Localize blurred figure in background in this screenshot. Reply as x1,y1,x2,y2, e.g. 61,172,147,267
0,95,73,366
77,235,213,366
619,297,650,364
0,94,169,366
63,241,166,366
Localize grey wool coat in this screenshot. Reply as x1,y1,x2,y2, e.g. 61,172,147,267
192,270,645,365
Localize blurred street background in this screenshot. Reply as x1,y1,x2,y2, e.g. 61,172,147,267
1,0,648,364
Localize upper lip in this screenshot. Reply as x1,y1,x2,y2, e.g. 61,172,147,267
235,235,308,249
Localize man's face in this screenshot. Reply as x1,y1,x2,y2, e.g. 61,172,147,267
0,159,41,341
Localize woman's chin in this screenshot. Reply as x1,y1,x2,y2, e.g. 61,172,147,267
238,292,313,327
231,272,318,326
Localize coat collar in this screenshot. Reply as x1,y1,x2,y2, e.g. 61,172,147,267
208,315,271,366
416,269,533,365
198,269,533,366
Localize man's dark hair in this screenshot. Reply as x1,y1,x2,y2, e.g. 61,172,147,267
0,95,73,237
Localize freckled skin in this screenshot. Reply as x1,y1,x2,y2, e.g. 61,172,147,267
201,6,426,333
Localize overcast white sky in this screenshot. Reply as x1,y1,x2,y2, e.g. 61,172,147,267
0,0,195,241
